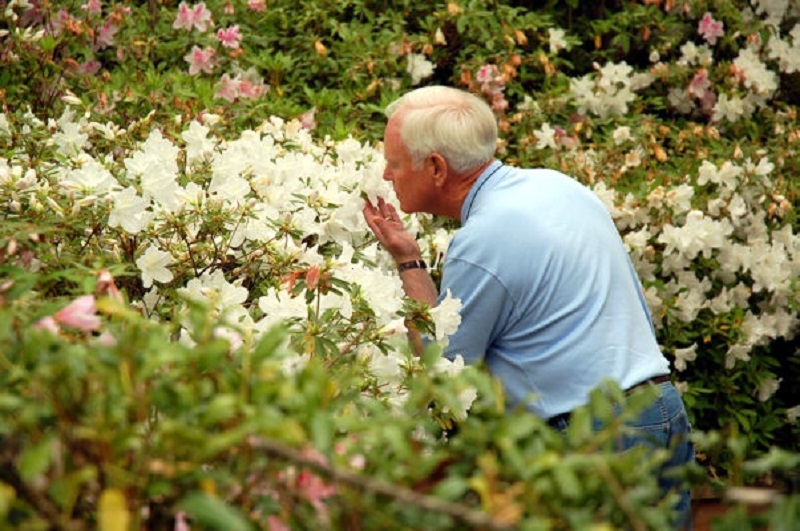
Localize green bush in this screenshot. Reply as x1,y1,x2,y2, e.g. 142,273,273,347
1,0,799,527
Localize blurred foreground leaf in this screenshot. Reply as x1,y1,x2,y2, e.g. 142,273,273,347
179,491,252,531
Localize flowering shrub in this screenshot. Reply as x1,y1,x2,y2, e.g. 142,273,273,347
1,0,800,527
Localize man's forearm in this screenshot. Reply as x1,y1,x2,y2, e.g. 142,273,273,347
398,268,438,307
398,268,438,355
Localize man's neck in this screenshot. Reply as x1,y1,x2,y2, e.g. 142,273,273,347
439,161,494,220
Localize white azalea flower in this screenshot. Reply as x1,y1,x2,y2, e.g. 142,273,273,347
757,377,782,402
434,354,466,377
430,290,462,341
548,28,568,53
136,246,174,288
179,270,249,323
406,53,435,85
725,343,752,369
124,130,181,210
257,287,308,330
182,120,215,164
449,387,477,420
612,126,631,145
0,113,11,139
52,109,89,157
59,156,116,196
733,47,779,97
109,187,152,234
534,122,557,149
673,344,698,372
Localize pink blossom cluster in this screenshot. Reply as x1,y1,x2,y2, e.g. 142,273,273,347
698,12,724,46
80,0,102,15
216,25,241,49
52,3,130,52
299,107,317,130
247,0,267,12
184,46,217,75
214,72,268,102
687,68,717,114
34,270,122,345
476,64,508,112
173,2,214,33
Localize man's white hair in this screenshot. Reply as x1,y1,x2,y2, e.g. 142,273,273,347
385,86,498,174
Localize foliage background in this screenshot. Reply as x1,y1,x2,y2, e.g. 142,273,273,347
1,0,799,529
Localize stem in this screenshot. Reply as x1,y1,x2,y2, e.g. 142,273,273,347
177,225,200,276
78,221,101,256
0,459,63,529
250,437,513,530
595,461,648,531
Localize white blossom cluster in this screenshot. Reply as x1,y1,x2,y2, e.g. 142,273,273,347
594,154,798,403
569,61,655,119
0,107,472,418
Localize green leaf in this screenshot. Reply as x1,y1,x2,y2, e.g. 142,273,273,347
432,476,469,500
179,491,252,531
310,411,333,452
48,466,97,514
253,324,289,362
0,482,15,521
204,394,238,425
553,465,582,500
18,436,55,482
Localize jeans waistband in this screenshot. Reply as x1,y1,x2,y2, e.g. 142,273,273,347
546,374,671,428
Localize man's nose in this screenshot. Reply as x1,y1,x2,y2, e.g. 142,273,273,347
383,167,393,181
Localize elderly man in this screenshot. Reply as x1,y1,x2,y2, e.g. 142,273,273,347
363,85,694,527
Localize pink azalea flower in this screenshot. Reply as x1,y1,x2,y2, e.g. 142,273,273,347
95,330,117,347
189,2,213,32
53,295,101,332
184,46,217,75
237,78,266,99
688,69,716,113
174,511,191,531
76,60,102,75
248,0,266,12
490,92,509,112
95,21,118,50
296,469,336,512
687,69,711,100
96,269,123,303
173,2,194,30
216,25,241,49
266,516,289,531
52,9,72,37
299,107,317,130
214,72,268,101
34,316,61,334
698,12,724,45
476,64,496,84
173,2,213,33
214,73,240,102
80,0,102,15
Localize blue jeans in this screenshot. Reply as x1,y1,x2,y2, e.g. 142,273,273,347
549,381,695,529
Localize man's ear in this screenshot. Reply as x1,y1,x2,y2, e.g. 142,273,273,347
429,153,448,188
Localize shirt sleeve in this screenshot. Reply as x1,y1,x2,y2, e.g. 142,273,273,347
437,257,516,365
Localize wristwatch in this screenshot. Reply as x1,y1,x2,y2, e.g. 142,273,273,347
397,259,427,273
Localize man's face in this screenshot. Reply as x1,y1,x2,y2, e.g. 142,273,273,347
382,116,435,214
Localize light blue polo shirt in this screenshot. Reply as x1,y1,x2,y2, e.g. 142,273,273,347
439,161,669,419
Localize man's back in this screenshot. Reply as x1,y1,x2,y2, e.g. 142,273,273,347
440,162,670,417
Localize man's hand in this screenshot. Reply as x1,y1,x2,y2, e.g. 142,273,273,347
362,196,439,354
362,197,423,264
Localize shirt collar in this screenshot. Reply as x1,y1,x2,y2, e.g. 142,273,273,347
461,160,503,224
